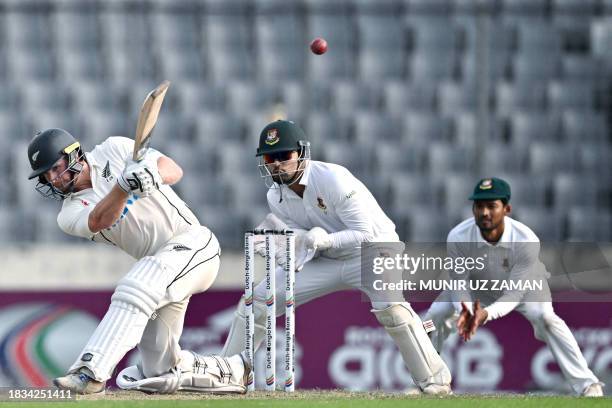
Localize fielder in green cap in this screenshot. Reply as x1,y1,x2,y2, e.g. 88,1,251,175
423,176,603,397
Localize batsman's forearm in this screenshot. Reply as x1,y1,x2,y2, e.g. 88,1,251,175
157,156,183,185
88,186,130,233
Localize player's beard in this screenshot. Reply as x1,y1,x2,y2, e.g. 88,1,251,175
476,216,500,232
271,160,303,185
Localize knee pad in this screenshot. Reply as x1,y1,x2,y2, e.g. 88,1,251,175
112,257,167,317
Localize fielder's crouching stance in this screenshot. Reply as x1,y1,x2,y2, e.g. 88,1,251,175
27,129,250,395
222,120,451,395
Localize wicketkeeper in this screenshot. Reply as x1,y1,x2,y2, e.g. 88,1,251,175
222,120,452,395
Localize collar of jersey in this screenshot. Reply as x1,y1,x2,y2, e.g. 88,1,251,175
475,216,512,249
298,160,312,186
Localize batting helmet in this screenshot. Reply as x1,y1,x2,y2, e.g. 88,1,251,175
27,128,81,180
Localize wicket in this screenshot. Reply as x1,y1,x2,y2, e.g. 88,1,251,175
244,229,296,392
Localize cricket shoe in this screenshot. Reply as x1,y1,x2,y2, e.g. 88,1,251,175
53,371,106,395
582,382,603,397
404,384,453,396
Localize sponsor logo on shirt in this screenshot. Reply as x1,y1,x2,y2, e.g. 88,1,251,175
80,199,90,206
345,190,357,200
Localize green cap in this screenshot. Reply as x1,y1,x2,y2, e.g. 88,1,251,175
256,120,306,157
469,177,511,202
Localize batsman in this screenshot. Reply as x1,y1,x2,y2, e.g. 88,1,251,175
26,88,250,395
222,120,451,395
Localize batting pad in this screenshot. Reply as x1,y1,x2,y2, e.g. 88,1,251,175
372,303,451,390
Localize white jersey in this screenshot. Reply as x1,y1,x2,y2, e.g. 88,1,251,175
447,216,548,321
57,137,199,259
267,160,398,258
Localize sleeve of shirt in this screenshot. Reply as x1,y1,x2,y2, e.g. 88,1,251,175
57,200,96,240
484,241,541,322
326,173,376,250
447,239,473,314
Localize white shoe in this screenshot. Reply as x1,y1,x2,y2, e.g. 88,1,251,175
582,383,603,397
53,371,105,395
404,384,453,396
422,384,453,396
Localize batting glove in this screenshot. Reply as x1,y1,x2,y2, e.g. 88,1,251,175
117,158,162,197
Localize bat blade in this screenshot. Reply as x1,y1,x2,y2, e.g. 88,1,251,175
133,80,171,162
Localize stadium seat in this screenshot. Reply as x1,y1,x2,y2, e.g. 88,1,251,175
54,11,101,52
225,82,279,116
500,0,547,18
319,140,371,178
20,82,71,113
516,24,562,55
156,49,205,82
383,81,437,114
510,112,558,148
528,143,576,176
481,143,527,174
254,14,303,48
307,14,355,50
304,112,352,146
442,173,476,219
409,20,459,51
402,112,451,145
497,172,548,206
257,48,305,81
403,0,453,15
150,11,200,50
100,10,151,53
552,173,599,211
405,206,452,242
9,51,55,81
357,15,406,52
203,15,251,48
461,52,510,82
228,175,269,212
353,111,402,146
552,0,597,17
547,81,595,112
330,81,382,115
5,10,52,50
358,50,405,80
373,143,426,178
495,81,546,116
207,49,255,81
390,175,438,215
513,207,564,241
561,55,601,82
427,142,475,174
202,0,250,14
438,81,478,114
56,50,105,81
567,207,612,241
307,46,355,80
174,81,226,114
410,51,457,81
0,83,21,112
106,49,157,82
78,110,128,147
591,18,612,59
561,111,608,144
194,112,245,147
577,144,612,174
512,53,560,81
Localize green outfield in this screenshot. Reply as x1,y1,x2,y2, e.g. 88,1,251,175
1,391,610,408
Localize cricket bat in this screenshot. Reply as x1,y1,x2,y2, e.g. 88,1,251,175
132,80,171,162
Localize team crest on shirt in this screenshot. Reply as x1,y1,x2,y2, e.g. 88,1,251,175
101,161,114,182
80,199,90,206
479,179,493,190
317,197,327,213
265,128,280,145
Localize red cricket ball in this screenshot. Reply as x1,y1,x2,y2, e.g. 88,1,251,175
310,37,328,55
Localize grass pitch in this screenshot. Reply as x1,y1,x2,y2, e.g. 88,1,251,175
2,390,609,408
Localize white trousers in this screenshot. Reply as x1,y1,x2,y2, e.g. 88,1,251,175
424,288,600,394
69,225,220,381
